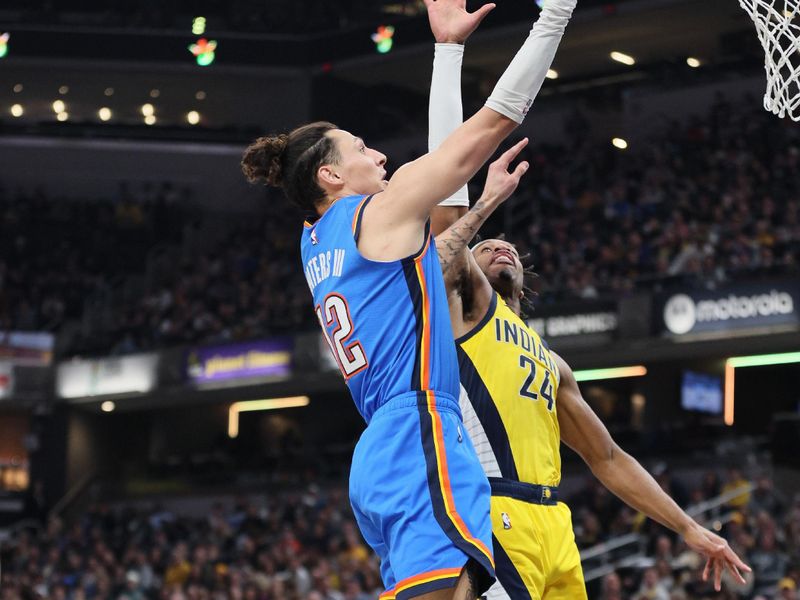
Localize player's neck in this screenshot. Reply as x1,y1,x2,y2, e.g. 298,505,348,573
504,295,521,317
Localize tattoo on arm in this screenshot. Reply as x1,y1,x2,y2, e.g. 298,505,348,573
436,197,490,277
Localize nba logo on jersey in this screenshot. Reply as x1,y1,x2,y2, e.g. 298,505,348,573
310,228,319,245
502,512,512,530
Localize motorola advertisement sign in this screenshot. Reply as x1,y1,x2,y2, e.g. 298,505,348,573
660,280,800,337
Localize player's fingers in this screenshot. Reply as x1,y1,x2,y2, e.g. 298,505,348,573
725,546,752,573
702,557,712,581
499,137,529,165
471,3,497,22
727,562,746,585
714,559,722,591
511,161,530,180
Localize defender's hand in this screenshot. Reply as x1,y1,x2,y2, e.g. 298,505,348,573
424,0,496,44
480,138,530,207
682,524,751,591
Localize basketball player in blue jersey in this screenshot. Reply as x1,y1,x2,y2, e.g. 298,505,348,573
425,20,752,598
240,1,580,598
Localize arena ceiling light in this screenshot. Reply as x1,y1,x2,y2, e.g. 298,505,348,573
141,103,154,117
59,85,69,95
686,57,701,68
13,83,22,93
98,107,112,121
10,104,23,117
52,99,65,113
144,114,156,125
573,366,647,382
56,111,68,122
187,110,200,125
104,87,114,97
610,51,636,66
612,137,628,150
546,69,559,80
724,351,800,426
228,396,310,438
101,401,115,412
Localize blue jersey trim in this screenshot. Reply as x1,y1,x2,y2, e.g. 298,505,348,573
454,292,498,345
456,347,519,481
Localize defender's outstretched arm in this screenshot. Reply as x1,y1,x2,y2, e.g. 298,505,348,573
555,353,752,591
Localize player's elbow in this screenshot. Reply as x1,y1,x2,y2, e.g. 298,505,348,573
586,443,619,475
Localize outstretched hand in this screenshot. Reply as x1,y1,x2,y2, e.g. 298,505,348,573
424,0,496,44
682,523,752,591
480,138,530,207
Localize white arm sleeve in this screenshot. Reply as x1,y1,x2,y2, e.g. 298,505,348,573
485,0,577,123
429,43,470,207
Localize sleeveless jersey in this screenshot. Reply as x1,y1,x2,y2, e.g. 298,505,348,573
300,194,460,423
457,293,562,487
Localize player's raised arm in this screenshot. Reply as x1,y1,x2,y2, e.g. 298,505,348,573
371,0,576,226
554,353,752,591
436,139,529,287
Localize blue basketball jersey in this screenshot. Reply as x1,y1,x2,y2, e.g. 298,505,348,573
300,194,460,423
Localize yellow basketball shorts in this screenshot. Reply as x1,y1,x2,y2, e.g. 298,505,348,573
484,484,586,600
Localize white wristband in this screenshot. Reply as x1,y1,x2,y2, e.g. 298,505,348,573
430,43,469,207
485,0,577,123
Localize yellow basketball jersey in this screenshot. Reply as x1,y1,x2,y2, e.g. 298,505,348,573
457,292,562,487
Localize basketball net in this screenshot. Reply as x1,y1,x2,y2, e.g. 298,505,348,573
739,0,800,121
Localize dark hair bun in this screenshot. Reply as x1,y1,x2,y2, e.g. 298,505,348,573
241,134,288,187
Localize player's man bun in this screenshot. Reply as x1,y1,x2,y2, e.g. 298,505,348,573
241,121,340,214
241,134,288,187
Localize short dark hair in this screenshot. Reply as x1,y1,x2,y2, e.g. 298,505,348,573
241,121,340,213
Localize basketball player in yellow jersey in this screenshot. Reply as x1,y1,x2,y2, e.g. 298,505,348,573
423,4,751,597
431,215,752,600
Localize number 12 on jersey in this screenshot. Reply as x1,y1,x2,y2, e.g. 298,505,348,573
316,294,369,379
519,355,555,410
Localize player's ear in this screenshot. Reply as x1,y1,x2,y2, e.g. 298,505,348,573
318,164,341,187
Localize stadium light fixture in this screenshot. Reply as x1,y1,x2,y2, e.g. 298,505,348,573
13,83,22,93
10,104,23,117
546,69,559,80
724,351,800,426
52,99,65,113
101,401,115,412
228,396,310,438
144,114,156,125
104,87,114,97
187,110,200,125
150,89,160,98
195,90,206,100
56,111,68,122
58,85,69,95
612,137,628,150
610,51,636,66
686,57,701,68
192,16,207,36
98,107,112,121
573,366,647,382
189,38,217,66
372,25,395,54
141,103,154,117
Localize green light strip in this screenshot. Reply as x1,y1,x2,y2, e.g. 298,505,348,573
573,366,647,382
727,351,800,368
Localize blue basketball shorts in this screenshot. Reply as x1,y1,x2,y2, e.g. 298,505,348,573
349,390,495,600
